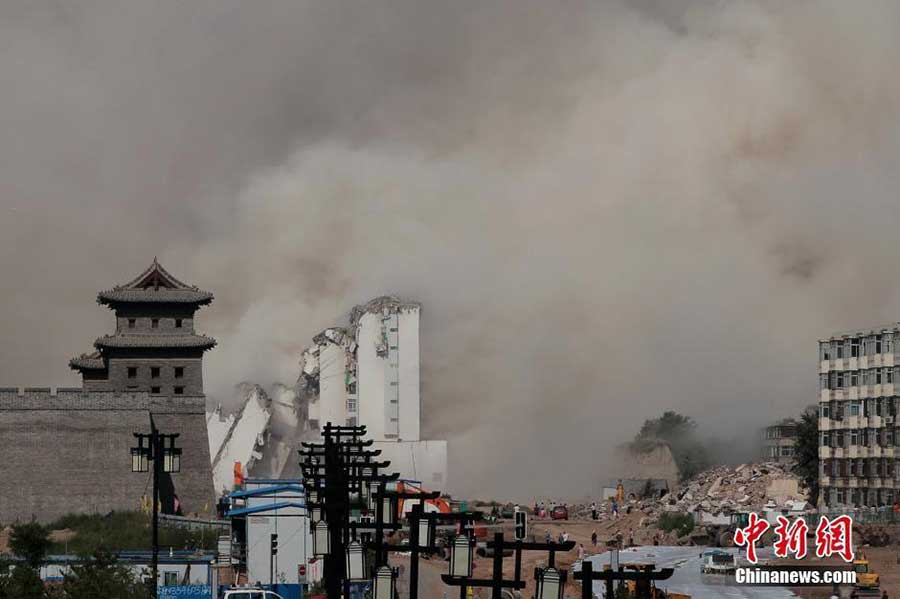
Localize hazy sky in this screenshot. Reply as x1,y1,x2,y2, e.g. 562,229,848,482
3,0,900,498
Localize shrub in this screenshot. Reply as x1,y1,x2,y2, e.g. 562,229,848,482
658,512,694,537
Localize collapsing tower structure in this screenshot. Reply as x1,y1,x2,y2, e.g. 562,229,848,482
297,296,448,491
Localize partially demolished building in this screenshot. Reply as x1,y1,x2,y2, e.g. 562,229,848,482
298,297,448,490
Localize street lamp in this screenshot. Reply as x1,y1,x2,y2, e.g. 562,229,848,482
345,540,367,581
374,566,397,599
161,435,181,473
417,514,435,548
313,521,330,556
382,495,395,524
536,567,564,599
310,505,322,522
308,488,318,503
449,535,473,578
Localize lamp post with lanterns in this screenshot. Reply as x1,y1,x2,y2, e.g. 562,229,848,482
130,417,181,599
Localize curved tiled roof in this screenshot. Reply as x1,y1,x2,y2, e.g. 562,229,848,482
97,258,213,306
97,288,213,304
69,351,106,370
94,334,217,350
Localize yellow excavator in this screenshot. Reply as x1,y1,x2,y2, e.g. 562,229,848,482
852,554,880,597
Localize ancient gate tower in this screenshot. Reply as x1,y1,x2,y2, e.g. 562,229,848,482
0,260,216,522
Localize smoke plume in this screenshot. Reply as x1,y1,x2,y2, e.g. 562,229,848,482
3,1,900,498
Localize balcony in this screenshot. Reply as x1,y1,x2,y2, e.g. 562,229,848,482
819,418,831,431
820,476,831,487
870,416,883,428
885,383,895,396
869,478,883,488
871,446,882,458
833,447,844,458
819,446,832,459
884,447,895,458
886,354,895,367
845,415,861,429
883,479,895,489
821,389,832,402
849,477,859,488
847,446,859,458
821,360,830,374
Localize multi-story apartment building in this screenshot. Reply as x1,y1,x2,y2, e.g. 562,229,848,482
762,418,798,464
818,325,899,507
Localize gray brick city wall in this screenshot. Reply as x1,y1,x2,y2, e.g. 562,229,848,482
0,390,214,523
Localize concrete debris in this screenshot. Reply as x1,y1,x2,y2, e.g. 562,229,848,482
207,383,273,494
565,462,805,545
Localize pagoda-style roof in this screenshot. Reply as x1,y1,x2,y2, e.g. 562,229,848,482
68,351,106,371
97,258,213,306
94,334,217,350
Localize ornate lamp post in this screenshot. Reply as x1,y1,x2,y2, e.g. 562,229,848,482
373,566,397,599
345,540,367,581
450,535,474,578
313,520,331,557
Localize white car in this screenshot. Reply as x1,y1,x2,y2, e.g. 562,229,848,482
222,589,284,599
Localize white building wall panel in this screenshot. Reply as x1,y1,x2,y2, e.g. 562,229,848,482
398,309,421,441
358,312,387,440
317,342,348,428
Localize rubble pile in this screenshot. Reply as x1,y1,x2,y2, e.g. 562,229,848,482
556,462,806,546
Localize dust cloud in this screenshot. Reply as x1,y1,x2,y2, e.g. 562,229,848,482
3,1,900,498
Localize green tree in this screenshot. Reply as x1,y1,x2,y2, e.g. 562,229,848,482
0,521,51,599
0,565,46,599
631,411,711,481
10,521,52,569
791,405,819,506
61,549,149,599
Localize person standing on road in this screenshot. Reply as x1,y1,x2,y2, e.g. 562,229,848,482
577,543,585,561
612,500,619,519
591,501,597,520
545,530,552,544
591,530,598,547
628,528,634,547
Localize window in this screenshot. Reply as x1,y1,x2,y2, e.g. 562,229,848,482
851,431,859,446
780,447,793,456
128,318,136,329
888,369,894,384
347,398,357,412
164,572,178,586
151,367,160,378
837,372,845,388
346,417,357,427
850,402,861,416
852,340,860,357
151,318,159,329
876,370,883,385
821,404,830,418
851,372,859,387
174,367,184,379
127,367,137,379
836,344,844,359
174,386,184,395
175,319,183,328
876,336,883,354
151,386,161,394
